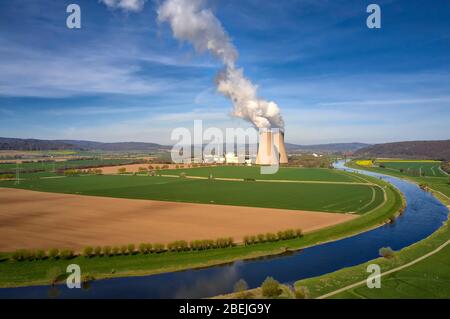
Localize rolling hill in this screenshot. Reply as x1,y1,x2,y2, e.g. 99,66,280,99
354,140,450,160
0,137,169,152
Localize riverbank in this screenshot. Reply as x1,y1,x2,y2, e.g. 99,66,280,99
216,217,449,299
0,174,403,288
216,161,449,299
296,216,450,299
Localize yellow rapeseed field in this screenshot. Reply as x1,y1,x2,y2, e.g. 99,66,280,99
355,160,373,166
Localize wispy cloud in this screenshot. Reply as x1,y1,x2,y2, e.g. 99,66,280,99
99,0,147,12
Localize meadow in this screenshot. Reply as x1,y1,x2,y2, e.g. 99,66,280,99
375,160,447,177
0,173,383,214
348,161,450,204
330,244,450,299
158,166,361,182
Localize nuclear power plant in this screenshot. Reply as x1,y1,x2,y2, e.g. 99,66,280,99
256,129,288,165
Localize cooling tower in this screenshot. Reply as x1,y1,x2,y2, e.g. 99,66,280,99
273,131,288,164
256,129,288,165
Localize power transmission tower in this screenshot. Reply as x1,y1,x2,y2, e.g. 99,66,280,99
14,162,20,185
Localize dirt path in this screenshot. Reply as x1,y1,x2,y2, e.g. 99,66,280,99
316,240,450,299
0,188,356,252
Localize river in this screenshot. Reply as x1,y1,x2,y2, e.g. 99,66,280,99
0,160,448,298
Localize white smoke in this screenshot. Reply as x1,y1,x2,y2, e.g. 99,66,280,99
157,0,284,129
100,0,146,12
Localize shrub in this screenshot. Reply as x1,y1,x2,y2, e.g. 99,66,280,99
83,246,93,257
285,229,296,239
148,165,154,170
265,233,277,242
153,243,165,253
167,240,188,252
189,240,198,250
295,229,303,238
234,279,249,298
12,249,28,261
257,234,266,243
295,286,310,299
94,246,102,257
127,244,135,254
243,236,251,245
112,246,120,255
215,237,233,248
146,243,153,253
60,249,74,260
261,277,282,298
103,246,112,256
120,245,128,255
379,247,395,259
48,248,59,259
138,167,148,173
117,167,126,174
249,235,257,244
139,243,148,254
26,250,36,261
64,169,81,176
36,249,46,260
277,231,284,240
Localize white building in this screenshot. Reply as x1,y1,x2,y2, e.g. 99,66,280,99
225,152,239,164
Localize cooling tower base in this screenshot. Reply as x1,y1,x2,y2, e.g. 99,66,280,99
256,129,288,165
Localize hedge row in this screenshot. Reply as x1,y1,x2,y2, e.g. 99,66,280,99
64,168,102,176
243,229,302,245
10,229,301,262
11,248,75,261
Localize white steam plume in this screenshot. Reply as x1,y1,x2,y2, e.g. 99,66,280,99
157,0,284,129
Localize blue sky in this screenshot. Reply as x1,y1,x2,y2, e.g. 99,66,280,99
0,0,449,145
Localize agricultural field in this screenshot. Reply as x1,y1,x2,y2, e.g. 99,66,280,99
375,160,447,177
0,172,383,214
349,160,450,204
0,175,402,288
158,166,362,182
0,158,140,173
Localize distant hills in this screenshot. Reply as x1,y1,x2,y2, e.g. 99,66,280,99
285,142,370,153
0,137,369,153
354,140,450,160
2,137,449,159
0,137,169,152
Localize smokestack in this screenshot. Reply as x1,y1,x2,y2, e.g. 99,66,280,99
256,129,288,165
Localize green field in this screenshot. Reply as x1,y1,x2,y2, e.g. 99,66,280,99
331,244,450,299
0,172,384,214
0,174,403,288
348,161,450,204
376,160,447,177
159,166,361,182
0,158,138,173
